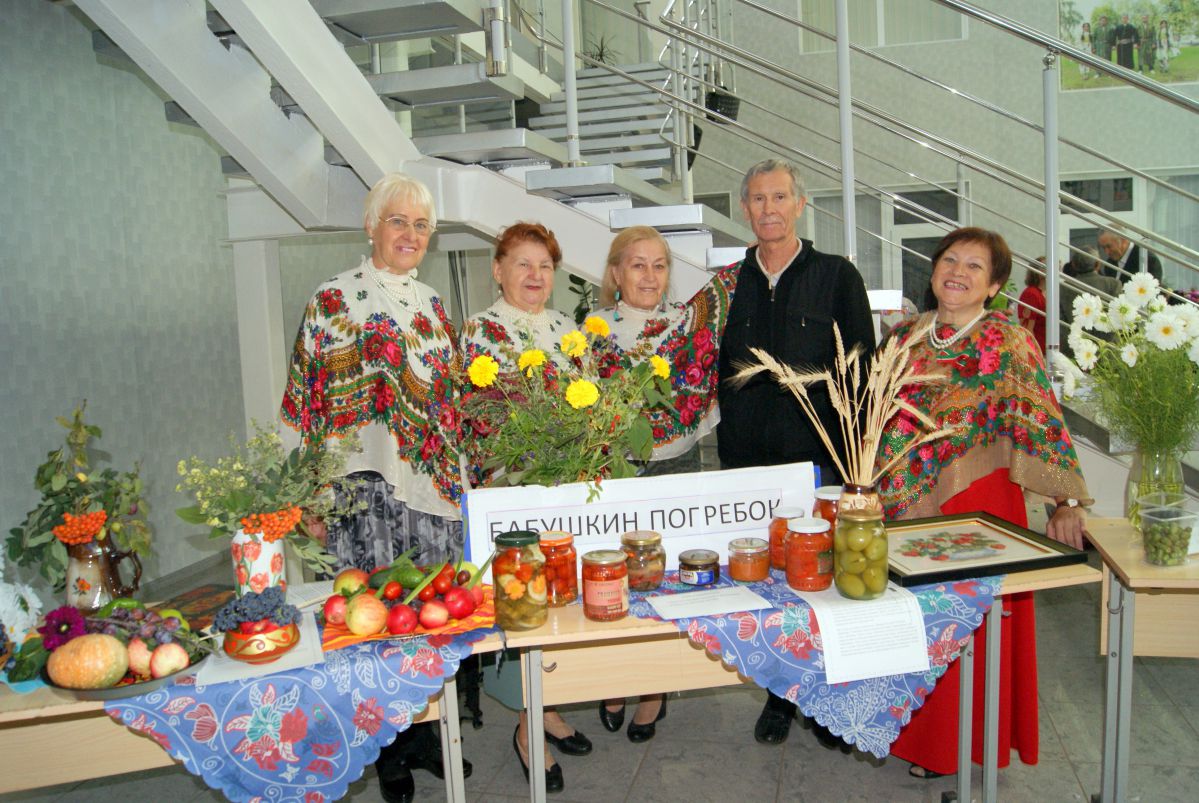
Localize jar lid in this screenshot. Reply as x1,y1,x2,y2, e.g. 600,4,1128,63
814,486,842,501
787,517,831,533
728,537,768,555
620,530,662,546
582,549,626,565
679,548,719,564
838,508,884,522
540,530,574,547
495,530,538,547
772,506,804,520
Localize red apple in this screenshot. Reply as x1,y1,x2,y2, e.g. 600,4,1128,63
333,567,369,596
127,637,152,677
418,599,449,629
468,585,485,606
345,593,388,636
149,642,190,679
323,594,348,626
442,586,476,620
386,604,418,635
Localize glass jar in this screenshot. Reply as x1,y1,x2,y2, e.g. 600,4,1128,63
784,517,833,592
812,486,841,530
768,506,804,571
539,530,578,607
728,537,770,582
491,531,548,630
839,482,882,516
678,549,720,586
834,509,888,600
582,550,629,622
621,530,666,592
1138,494,1196,566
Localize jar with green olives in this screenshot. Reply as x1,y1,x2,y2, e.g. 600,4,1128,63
834,509,889,600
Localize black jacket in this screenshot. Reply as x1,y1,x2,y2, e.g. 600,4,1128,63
716,241,875,471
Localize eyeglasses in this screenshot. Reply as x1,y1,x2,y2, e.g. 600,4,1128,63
383,216,435,237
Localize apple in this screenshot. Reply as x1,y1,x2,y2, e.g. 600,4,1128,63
418,599,449,629
149,642,190,679
386,604,418,635
468,585,485,607
323,594,348,626
345,592,388,636
442,586,476,620
127,637,152,677
333,567,369,596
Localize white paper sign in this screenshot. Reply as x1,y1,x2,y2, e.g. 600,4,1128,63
647,585,773,620
462,463,816,568
795,584,930,684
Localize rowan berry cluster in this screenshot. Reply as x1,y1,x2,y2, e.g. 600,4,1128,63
240,506,302,543
52,510,108,545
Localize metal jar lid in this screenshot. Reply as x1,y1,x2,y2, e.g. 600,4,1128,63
621,530,662,546
787,517,831,533
814,485,842,501
728,537,768,555
539,530,574,547
679,548,719,566
771,506,804,520
495,530,538,547
582,549,627,565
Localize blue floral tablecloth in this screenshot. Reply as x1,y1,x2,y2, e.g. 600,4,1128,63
105,628,495,803
629,571,1001,757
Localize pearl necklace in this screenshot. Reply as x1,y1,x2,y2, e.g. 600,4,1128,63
928,309,987,350
369,266,422,313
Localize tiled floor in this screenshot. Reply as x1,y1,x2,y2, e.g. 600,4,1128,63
7,557,1199,801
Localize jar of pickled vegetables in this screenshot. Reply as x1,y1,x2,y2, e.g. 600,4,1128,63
492,531,548,629
768,506,804,570
812,486,841,529
582,550,629,622
621,530,665,592
539,530,578,607
833,509,888,600
728,537,770,582
784,517,833,591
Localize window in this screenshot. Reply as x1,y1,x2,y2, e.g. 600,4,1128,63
893,188,959,226
810,193,884,287
1061,177,1134,214
799,0,964,52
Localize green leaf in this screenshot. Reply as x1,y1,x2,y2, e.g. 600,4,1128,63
7,637,49,682
627,416,653,458
50,473,67,492
86,424,102,438
175,505,209,524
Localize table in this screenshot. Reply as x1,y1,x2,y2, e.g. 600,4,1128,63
1087,518,1199,803
504,560,1099,803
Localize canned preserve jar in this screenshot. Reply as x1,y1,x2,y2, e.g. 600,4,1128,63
539,530,578,607
621,530,666,591
833,509,888,600
582,550,629,622
728,537,770,582
492,530,548,630
812,486,841,529
784,517,833,591
768,506,805,570
678,549,720,586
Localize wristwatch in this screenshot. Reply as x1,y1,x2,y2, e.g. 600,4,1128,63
1055,498,1080,509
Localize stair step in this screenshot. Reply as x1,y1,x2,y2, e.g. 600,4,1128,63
309,0,484,44
525,164,678,206
576,62,669,81
530,106,669,128
366,63,524,107
578,133,668,152
586,148,673,166
611,204,753,248
539,91,664,115
414,128,568,166
631,167,670,183
532,117,671,140
550,81,671,103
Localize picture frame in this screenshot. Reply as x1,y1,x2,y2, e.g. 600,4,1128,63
886,512,1087,587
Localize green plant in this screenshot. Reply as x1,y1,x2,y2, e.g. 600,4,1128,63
568,274,595,325
582,34,622,65
6,404,151,591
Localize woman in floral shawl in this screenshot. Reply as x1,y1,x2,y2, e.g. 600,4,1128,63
878,228,1091,778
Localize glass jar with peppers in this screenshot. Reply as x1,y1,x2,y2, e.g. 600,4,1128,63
582,550,629,621
784,517,833,591
539,530,578,607
728,537,770,582
768,506,804,571
491,530,548,630
620,530,665,592
812,486,841,529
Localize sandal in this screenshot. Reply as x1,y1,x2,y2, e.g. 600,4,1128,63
908,763,947,779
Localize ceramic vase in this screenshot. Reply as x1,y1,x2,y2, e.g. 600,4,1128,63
230,530,287,597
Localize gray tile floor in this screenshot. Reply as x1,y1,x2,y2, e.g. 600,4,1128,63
7,557,1198,801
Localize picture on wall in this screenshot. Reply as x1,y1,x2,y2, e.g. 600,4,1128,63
1059,1,1199,90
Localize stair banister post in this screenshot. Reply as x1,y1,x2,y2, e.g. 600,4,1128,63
834,0,857,263
1043,50,1061,356
679,0,694,202
560,0,583,165
485,0,509,77
669,3,687,187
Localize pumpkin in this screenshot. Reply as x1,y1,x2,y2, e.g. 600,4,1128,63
46,633,129,689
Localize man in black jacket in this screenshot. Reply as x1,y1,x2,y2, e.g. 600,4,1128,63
717,159,875,745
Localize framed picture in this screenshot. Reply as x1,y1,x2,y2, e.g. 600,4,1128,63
886,512,1086,587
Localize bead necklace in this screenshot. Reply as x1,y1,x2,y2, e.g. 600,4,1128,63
369,266,422,313
928,308,986,350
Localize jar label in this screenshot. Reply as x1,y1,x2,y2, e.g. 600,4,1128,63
817,549,833,575
584,577,629,614
679,567,716,585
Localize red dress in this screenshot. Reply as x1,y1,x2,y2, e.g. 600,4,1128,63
1017,285,1046,356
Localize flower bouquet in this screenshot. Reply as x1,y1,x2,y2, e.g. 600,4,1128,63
6,404,151,604
462,316,673,497
176,427,359,592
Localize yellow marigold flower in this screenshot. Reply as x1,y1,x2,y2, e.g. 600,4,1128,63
649,355,670,380
583,315,611,338
468,354,500,387
75,473,88,483
565,379,599,409
560,330,587,358
517,349,547,376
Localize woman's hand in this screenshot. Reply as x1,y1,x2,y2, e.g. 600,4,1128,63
1046,504,1088,550
302,513,328,546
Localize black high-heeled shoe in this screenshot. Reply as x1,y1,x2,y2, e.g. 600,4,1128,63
598,700,625,732
513,725,565,793
626,696,667,743
545,728,593,756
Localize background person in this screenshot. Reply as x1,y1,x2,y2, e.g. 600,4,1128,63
1098,229,1163,283
1017,259,1047,355
1114,14,1138,70
1094,15,1113,62
1061,246,1122,353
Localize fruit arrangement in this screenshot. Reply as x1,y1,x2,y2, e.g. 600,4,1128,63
321,549,492,638
213,587,303,663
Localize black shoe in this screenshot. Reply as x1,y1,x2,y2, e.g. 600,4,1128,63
626,696,667,743
377,763,415,803
513,725,565,794
806,716,852,754
545,728,593,756
598,701,626,732
754,694,796,745
405,732,473,780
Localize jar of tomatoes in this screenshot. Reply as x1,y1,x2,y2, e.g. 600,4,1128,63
539,530,578,607
784,517,833,591
491,531,548,630
834,509,888,601
768,506,804,570
728,537,770,582
812,486,841,529
582,550,629,622
620,530,665,592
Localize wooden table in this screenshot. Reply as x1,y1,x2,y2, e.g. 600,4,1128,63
1087,518,1199,803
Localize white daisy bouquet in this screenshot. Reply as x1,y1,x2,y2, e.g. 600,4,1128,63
1063,273,1199,453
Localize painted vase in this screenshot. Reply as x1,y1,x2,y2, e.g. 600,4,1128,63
230,529,287,597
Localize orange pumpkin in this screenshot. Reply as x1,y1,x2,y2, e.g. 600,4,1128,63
46,633,129,689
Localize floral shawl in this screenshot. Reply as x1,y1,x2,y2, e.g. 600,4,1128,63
460,298,576,372
280,257,465,518
878,310,1091,520
593,265,739,459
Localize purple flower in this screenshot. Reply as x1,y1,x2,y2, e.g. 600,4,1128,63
38,606,87,651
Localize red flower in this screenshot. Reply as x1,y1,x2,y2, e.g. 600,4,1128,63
363,334,384,361
411,312,433,336
249,573,268,594
353,698,385,735
956,356,979,378
306,793,325,803
1021,400,1033,415
643,319,668,338
236,565,249,586
684,363,705,386
1045,426,1062,443
909,459,922,476
243,540,262,561
380,341,404,367
373,378,395,412
685,394,704,412
318,289,345,316
693,329,713,351
38,606,87,651
439,407,459,431
673,349,690,368
420,433,444,461
918,444,934,461
333,411,357,428
652,426,666,439
679,408,695,426
701,351,716,369
978,350,1001,375
231,543,244,562
271,553,284,574
279,708,309,745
